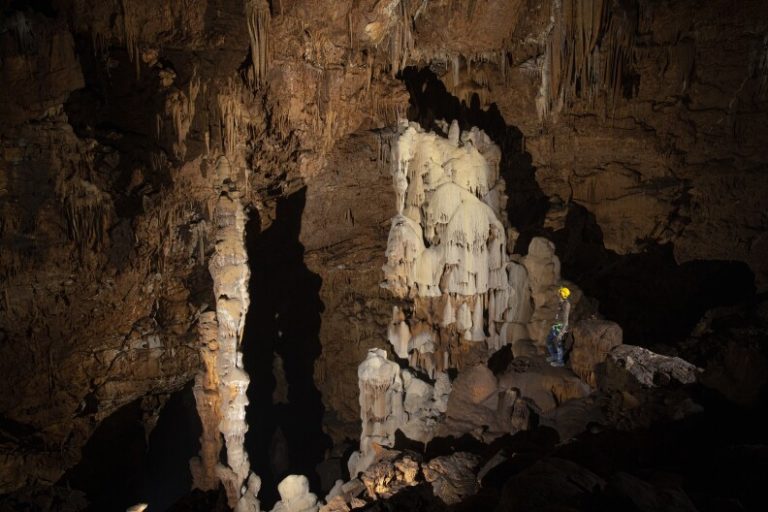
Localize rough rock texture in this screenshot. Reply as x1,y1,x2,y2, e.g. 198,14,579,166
1,0,767,507
496,457,605,512
498,358,591,413
570,319,623,387
421,452,480,505
604,345,701,390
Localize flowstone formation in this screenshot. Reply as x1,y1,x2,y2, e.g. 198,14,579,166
351,121,573,476
382,120,516,369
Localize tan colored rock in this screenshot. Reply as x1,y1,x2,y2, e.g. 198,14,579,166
498,359,591,414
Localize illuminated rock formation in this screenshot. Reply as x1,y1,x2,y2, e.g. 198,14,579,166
209,186,258,508
352,122,576,474
348,348,404,477
381,121,521,372
189,311,223,491
271,475,319,512
186,154,261,509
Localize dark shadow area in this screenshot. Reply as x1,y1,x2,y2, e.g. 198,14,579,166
400,67,550,244
140,384,202,511
5,0,57,17
551,388,768,512
242,187,331,508
549,204,756,347
61,383,201,512
61,398,146,511
63,35,206,220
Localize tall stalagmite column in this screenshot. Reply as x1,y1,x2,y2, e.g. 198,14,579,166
191,154,260,511
210,186,258,509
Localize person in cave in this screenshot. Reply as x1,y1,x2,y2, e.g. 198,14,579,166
546,286,571,367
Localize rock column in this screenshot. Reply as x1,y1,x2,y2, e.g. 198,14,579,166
191,155,259,510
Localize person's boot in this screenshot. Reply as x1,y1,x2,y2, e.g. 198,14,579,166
550,359,564,367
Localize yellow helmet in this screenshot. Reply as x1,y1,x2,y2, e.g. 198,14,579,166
558,287,571,300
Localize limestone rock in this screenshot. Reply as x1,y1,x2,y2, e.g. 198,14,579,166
498,359,591,414
422,452,480,505
359,452,421,500
604,345,701,390
442,364,533,441
570,319,623,387
605,472,699,512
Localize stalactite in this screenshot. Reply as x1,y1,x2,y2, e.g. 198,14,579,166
542,0,637,118
120,0,140,77
218,78,242,158
5,11,34,54
56,176,113,254
245,0,271,89
166,70,201,159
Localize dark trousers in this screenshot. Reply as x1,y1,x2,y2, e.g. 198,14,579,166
546,326,564,363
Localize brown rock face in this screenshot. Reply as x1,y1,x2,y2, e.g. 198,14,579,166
0,0,766,507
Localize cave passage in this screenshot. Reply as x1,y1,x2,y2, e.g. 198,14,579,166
61,383,201,512
242,187,331,507
550,204,757,347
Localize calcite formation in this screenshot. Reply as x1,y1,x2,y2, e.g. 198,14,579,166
190,311,223,491
349,348,404,476
382,121,526,373
2,1,766,509
271,475,319,512
350,122,586,478
188,158,260,510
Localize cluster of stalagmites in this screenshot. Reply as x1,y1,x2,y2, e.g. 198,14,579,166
186,122,704,510
350,121,574,475
339,121,705,508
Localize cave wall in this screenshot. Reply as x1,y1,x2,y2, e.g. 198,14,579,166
0,0,766,499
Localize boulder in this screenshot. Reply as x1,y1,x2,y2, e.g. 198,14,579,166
422,452,480,505
603,345,700,391
496,457,605,511
570,319,623,387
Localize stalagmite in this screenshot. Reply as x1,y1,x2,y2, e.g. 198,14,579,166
271,475,318,512
190,155,259,510
349,348,404,477
354,121,575,474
